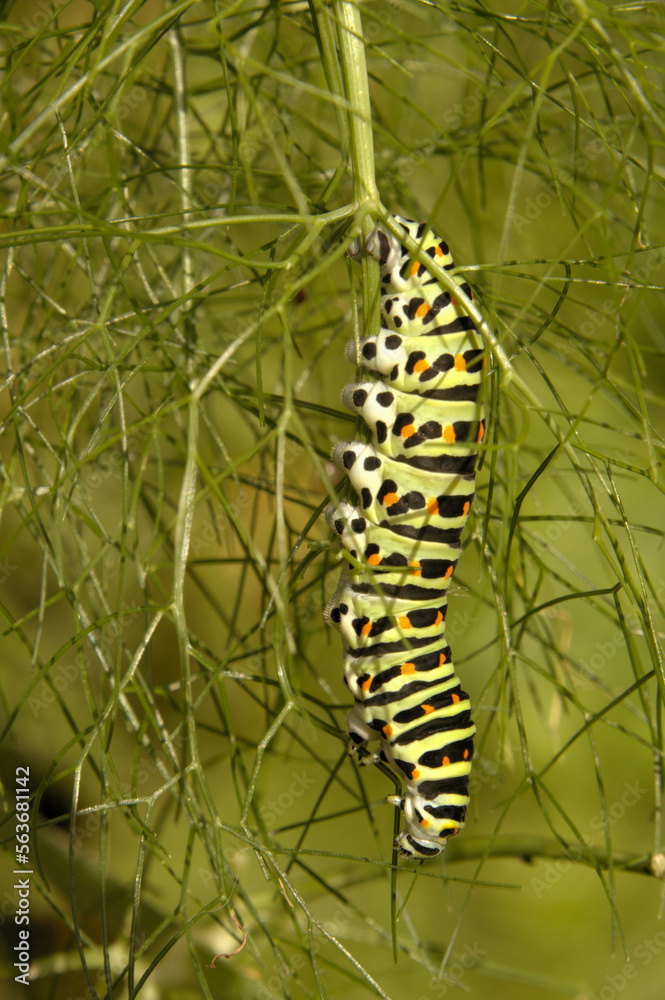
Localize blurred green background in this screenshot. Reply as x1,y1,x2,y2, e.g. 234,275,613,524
0,0,664,998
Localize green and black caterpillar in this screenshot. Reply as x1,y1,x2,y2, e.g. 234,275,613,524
325,217,485,859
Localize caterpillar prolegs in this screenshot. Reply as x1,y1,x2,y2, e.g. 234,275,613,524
324,217,485,859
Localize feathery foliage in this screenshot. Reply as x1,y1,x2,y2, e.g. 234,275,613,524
1,1,664,998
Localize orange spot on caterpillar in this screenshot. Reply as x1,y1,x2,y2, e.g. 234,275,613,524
362,676,373,692
463,501,470,516
413,359,429,372
443,424,456,443
409,560,422,577
463,749,469,759
361,621,372,636
450,296,459,308
400,423,416,438
401,662,416,675
367,553,381,566
454,353,466,372
422,704,434,715
398,615,412,630
444,566,453,579
477,423,484,442
442,756,450,766
439,652,447,666
434,245,444,257
434,611,443,626
420,817,430,828
383,724,393,737
412,768,421,780
426,497,439,515
415,303,429,318
452,693,460,704
410,261,420,277
383,492,398,506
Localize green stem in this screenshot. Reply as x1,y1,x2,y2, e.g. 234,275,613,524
447,835,660,878
334,0,381,333
334,0,379,209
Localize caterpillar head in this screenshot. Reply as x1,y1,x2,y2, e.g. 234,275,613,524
395,787,464,859
394,831,445,859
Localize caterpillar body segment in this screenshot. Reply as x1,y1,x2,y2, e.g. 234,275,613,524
342,381,484,462
347,330,484,395
327,217,484,859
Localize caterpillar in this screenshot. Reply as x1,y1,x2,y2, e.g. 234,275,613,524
324,216,485,859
